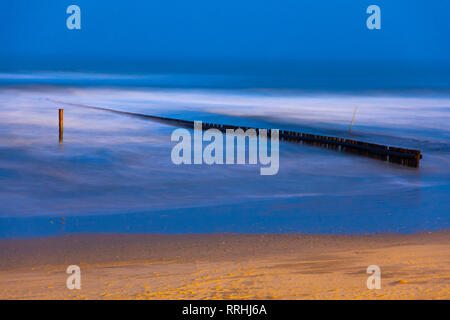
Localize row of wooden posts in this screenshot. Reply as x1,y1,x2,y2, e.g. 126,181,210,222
199,122,422,168
57,107,422,168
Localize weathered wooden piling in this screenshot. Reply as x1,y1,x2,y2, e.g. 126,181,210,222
222,122,421,167
276,128,421,167
58,109,64,143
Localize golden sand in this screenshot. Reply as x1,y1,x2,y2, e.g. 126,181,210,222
0,232,449,299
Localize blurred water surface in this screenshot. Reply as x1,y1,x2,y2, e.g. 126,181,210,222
0,74,449,237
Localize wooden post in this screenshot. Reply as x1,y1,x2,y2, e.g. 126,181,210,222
349,107,358,134
59,109,64,143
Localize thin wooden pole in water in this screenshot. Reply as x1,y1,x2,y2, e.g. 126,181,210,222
349,107,358,134
59,108,64,143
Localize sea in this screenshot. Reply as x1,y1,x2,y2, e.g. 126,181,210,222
0,71,449,237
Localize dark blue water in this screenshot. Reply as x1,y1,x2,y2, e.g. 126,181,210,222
0,73,449,238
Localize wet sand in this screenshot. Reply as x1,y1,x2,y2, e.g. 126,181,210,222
0,232,449,299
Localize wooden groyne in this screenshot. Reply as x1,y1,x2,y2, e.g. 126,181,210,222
50,100,423,168
277,131,422,167
198,123,422,168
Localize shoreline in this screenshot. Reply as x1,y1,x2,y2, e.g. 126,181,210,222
1,231,449,299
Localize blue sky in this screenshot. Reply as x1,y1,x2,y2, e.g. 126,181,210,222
1,0,449,75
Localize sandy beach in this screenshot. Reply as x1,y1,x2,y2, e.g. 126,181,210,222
0,232,449,299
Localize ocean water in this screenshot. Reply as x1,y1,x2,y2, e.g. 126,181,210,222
0,73,449,237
